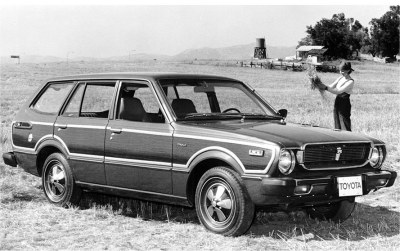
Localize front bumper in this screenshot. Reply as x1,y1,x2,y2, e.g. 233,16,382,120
2,152,17,167
243,170,397,207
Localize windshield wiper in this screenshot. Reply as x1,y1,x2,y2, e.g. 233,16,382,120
180,113,242,121
179,113,282,121
239,113,282,120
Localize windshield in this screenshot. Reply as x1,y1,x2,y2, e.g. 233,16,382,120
158,79,279,121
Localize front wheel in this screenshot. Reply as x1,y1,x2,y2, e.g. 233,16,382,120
195,167,255,236
42,152,81,207
306,198,356,222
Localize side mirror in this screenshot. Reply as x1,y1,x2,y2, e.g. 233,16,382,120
278,109,287,118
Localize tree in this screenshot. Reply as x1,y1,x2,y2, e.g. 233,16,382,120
359,27,374,56
368,6,400,58
298,13,364,59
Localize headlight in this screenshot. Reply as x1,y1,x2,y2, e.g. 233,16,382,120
278,149,295,175
370,147,383,169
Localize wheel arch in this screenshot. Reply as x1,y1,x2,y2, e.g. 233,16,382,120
185,148,245,206
36,139,69,176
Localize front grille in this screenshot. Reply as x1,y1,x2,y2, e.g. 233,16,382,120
303,143,370,170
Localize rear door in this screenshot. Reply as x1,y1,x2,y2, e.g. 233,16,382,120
104,80,173,193
55,81,117,185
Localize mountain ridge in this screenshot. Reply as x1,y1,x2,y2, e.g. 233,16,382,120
1,43,296,64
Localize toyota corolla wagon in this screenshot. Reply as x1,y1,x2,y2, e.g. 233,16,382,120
3,73,397,236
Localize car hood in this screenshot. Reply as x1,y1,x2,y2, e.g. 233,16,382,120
176,120,381,148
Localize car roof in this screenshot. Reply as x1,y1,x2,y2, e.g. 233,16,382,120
46,72,240,83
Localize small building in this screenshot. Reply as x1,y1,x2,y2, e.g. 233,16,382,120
296,46,327,60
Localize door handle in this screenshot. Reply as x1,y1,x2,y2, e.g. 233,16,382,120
57,124,67,129
110,128,122,134
14,121,32,129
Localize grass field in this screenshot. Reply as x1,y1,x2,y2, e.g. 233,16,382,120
1,60,399,250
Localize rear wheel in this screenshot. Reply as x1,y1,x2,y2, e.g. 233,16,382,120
42,153,81,207
195,167,255,236
306,198,356,222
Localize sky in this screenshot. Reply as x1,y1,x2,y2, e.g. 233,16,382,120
0,1,395,58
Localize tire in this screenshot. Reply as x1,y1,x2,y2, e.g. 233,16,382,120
195,167,255,236
306,198,356,222
42,152,81,207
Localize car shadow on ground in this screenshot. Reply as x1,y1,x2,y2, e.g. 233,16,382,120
249,203,400,241
79,192,399,241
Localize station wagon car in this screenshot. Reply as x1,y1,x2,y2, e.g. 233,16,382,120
3,72,397,236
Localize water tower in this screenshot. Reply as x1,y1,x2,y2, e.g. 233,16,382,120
254,38,267,59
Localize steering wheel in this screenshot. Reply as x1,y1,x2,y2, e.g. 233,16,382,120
222,108,241,113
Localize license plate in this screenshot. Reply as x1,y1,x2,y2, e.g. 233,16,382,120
337,176,363,197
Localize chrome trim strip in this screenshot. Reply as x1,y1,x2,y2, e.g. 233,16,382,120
33,134,54,152
55,124,106,130
31,134,72,155
172,164,187,169
187,146,246,171
300,161,370,171
13,146,35,154
13,134,72,156
241,175,263,180
106,127,173,137
105,157,171,169
172,168,190,173
30,121,54,126
301,141,371,151
76,181,186,199
173,146,276,174
174,133,277,148
70,153,104,163
172,163,190,172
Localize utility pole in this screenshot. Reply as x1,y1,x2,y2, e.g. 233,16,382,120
67,51,74,64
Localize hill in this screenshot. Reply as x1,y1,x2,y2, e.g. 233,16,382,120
172,43,296,61
0,43,296,64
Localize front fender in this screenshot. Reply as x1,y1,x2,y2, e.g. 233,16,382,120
187,147,245,174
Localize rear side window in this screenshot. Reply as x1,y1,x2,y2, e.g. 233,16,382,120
31,82,74,114
62,82,116,118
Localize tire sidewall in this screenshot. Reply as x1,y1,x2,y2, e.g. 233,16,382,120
195,167,254,236
198,176,238,232
42,152,78,207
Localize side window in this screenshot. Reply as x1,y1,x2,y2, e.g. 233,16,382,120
81,84,115,116
63,84,84,117
117,82,164,123
31,82,74,114
62,82,115,118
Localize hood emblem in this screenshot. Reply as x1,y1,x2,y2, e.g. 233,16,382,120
335,147,342,161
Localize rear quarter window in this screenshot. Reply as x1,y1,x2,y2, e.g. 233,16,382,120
31,82,75,114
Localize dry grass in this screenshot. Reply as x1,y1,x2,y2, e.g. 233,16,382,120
0,60,399,250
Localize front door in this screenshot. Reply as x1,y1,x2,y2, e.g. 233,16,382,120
55,81,117,185
104,81,173,194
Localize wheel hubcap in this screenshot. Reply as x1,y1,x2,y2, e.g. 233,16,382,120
45,161,66,202
203,181,235,224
